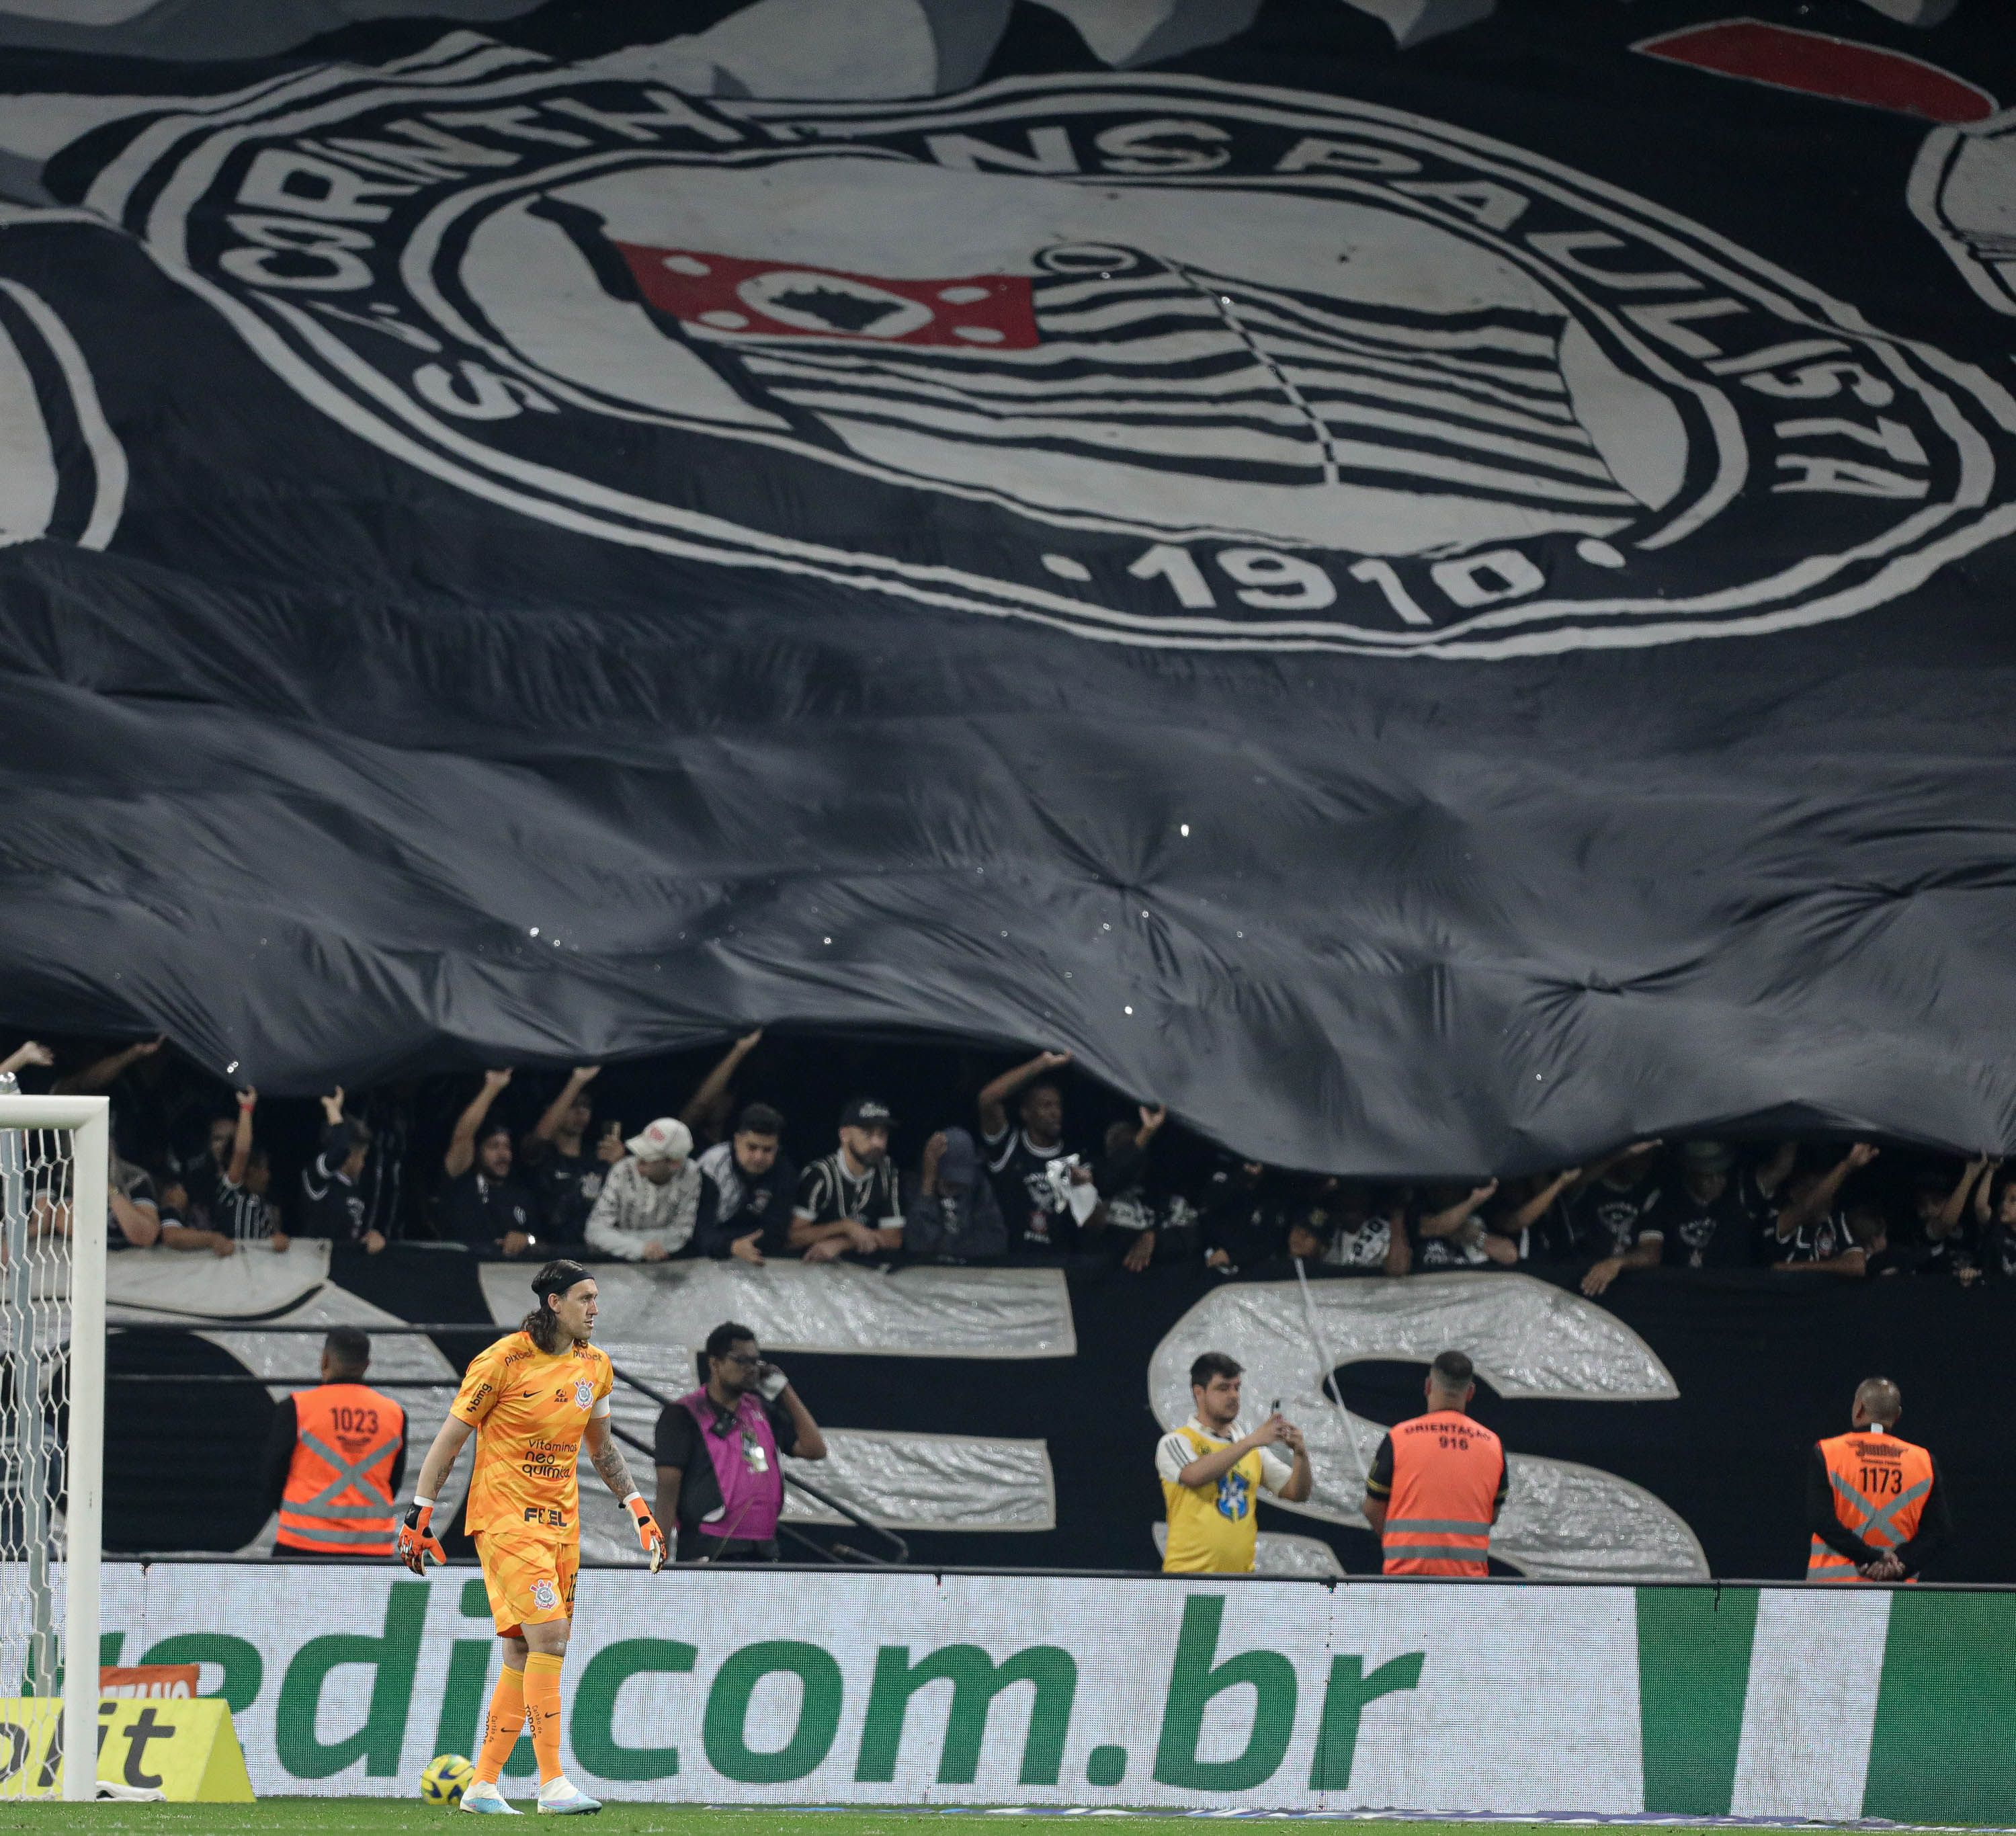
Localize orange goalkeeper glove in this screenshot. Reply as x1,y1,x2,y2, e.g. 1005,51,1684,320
396,1499,446,1574
625,1493,667,1572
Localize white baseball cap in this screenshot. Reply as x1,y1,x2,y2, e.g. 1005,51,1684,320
626,1117,693,1162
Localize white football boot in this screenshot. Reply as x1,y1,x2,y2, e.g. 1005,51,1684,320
536,1777,602,1815
460,1780,521,1814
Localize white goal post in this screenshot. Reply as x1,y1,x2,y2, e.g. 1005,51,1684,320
0,1095,106,1804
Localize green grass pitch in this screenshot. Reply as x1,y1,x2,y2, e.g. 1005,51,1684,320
0,1810,1917,1836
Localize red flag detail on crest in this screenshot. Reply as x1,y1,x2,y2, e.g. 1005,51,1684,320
1637,20,1996,124
612,243,1040,349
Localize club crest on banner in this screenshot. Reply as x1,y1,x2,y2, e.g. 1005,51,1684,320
0,267,125,552
95,45,2016,655
1915,112,2016,320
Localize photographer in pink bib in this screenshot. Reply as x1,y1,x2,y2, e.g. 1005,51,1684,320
653,1321,829,1564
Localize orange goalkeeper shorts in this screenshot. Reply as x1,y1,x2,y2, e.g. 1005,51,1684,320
472,1531,578,1636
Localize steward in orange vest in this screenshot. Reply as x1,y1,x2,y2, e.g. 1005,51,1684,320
263,1327,407,1558
1807,1376,1950,1583
1363,1349,1507,1576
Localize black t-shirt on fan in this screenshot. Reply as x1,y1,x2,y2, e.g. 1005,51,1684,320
1645,1174,1767,1269
796,1151,899,1229
983,1129,1074,1252
439,1169,538,1251
1572,1177,1663,1257
521,1140,603,1244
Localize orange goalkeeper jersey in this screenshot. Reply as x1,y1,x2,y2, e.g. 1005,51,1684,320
450,1331,614,1542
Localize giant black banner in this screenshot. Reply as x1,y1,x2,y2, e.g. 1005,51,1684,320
1,1,2013,1169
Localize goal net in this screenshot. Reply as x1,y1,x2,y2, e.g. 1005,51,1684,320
0,1097,105,1803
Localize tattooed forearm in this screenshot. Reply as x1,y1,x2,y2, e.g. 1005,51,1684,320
591,1427,635,1499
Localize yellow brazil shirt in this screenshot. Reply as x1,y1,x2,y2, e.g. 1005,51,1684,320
1157,1417,1293,1573
450,1331,614,1542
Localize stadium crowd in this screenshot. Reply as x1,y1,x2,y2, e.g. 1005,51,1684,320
5,1031,2013,1288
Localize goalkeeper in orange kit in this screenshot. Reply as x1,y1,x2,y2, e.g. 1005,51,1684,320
398,1259,666,1815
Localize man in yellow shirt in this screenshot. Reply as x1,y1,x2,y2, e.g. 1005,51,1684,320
398,1259,666,1815
1158,1351,1312,1572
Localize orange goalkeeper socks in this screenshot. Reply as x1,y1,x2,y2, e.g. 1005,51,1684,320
524,1651,566,1784
475,1663,525,1785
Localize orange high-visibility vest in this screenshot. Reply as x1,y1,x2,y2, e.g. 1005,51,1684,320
1382,1409,1504,1577
276,1382,405,1556
1808,1428,1933,1583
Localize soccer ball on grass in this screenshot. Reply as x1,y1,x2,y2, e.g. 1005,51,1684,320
421,1753,476,1806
